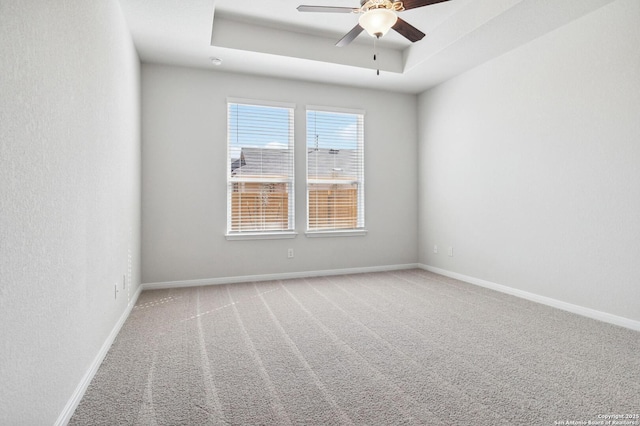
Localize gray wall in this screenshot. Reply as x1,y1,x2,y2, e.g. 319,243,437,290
0,1,141,424
141,65,418,284
418,0,640,322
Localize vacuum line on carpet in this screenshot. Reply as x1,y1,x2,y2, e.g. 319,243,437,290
195,288,225,422
281,280,436,424
227,286,293,425
181,288,280,322
255,281,355,425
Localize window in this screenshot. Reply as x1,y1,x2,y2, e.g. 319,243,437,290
227,99,295,238
306,107,365,234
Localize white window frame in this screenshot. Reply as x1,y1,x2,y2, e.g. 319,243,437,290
305,105,367,238
225,98,297,240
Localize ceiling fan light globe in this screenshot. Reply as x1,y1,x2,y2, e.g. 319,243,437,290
358,8,397,38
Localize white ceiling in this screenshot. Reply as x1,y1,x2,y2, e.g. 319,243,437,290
118,0,617,94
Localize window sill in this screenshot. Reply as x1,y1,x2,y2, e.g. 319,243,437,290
305,229,368,238
226,231,298,241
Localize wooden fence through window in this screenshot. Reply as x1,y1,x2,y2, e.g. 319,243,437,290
231,188,357,231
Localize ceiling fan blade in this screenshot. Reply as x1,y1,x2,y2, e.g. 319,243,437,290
297,5,360,13
335,24,364,47
392,17,425,42
400,0,451,10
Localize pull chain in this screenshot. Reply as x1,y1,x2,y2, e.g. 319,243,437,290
374,34,380,76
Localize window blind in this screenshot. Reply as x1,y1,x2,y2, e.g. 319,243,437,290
227,100,295,233
306,108,365,231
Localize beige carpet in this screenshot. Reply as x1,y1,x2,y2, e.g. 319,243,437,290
70,269,640,425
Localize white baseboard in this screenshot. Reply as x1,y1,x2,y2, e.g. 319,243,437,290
55,285,143,426
142,263,420,291
419,264,640,332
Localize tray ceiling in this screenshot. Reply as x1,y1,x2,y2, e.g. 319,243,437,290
118,0,617,93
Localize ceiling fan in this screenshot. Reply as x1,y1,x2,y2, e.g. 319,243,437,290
297,0,452,47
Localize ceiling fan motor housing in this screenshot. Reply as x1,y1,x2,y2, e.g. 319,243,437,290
360,0,405,12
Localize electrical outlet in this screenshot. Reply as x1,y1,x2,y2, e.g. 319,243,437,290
433,245,438,253
448,247,453,257
287,248,294,259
